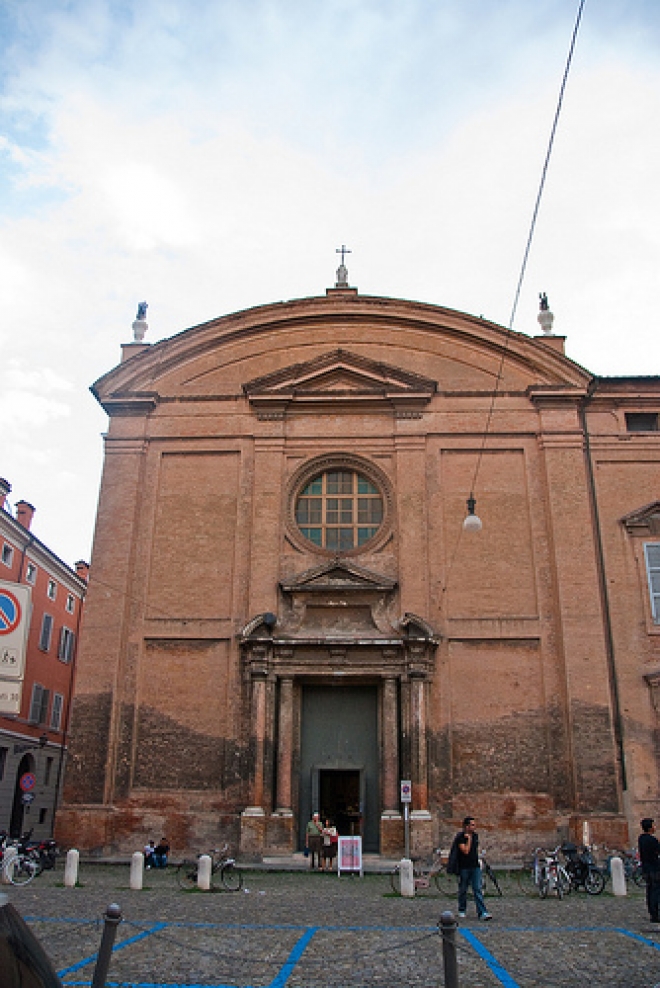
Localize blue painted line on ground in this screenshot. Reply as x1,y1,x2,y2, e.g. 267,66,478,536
616,927,660,951
269,926,319,988
459,929,521,988
57,921,168,978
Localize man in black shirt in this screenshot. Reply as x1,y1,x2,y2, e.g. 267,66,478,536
638,818,660,923
453,815,492,921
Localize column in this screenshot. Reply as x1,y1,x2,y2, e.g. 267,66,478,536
276,677,294,813
382,677,399,813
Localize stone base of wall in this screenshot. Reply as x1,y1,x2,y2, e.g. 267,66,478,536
380,812,403,856
240,807,267,860
267,811,295,852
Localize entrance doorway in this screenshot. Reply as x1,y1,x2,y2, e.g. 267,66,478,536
299,684,379,852
320,769,361,836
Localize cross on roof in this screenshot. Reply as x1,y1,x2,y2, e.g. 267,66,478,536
336,245,351,266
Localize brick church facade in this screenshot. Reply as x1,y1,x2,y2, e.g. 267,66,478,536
58,276,660,859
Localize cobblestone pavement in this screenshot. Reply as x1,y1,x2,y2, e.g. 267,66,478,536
4,865,660,988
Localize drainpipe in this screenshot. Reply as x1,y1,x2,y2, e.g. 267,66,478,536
579,380,627,792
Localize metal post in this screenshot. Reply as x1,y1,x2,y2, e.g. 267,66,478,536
404,803,410,860
440,910,459,988
91,903,122,988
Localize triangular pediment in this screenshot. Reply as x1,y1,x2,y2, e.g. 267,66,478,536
243,349,436,418
621,502,660,535
280,559,397,594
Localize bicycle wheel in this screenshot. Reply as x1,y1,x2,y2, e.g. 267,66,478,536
434,866,457,896
219,862,243,892
539,876,549,898
6,854,38,886
483,866,503,897
176,860,199,890
584,868,605,895
557,867,572,896
632,866,646,888
390,867,402,894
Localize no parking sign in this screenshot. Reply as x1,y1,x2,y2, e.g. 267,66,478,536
0,580,31,714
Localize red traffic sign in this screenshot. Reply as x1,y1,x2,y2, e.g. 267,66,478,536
20,772,36,792
0,588,21,635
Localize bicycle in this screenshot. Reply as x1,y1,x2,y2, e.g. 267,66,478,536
518,847,570,899
1,831,39,887
389,848,503,897
389,847,448,894
600,845,645,888
176,844,243,892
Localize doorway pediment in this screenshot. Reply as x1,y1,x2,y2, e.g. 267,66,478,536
243,348,436,418
278,560,398,638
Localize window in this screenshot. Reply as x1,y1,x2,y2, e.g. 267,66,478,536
50,694,63,731
58,627,76,663
28,684,50,725
47,579,57,600
295,469,384,551
25,562,37,584
626,412,659,432
39,614,53,652
645,543,660,624
1,544,13,567
66,594,75,614
39,808,48,825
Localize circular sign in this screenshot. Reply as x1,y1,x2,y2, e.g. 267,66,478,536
0,589,21,635
20,772,36,792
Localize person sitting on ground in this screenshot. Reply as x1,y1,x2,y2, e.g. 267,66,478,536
143,840,155,869
152,837,170,869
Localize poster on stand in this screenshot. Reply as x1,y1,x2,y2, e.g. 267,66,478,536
337,836,363,877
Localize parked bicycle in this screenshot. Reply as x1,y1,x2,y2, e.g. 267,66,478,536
518,847,570,898
389,848,502,896
0,830,40,886
560,843,605,895
176,844,243,892
600,845,645,888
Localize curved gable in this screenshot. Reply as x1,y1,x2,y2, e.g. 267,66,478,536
92,292,592,412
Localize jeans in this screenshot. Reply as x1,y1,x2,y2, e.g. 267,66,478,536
458,867,487,917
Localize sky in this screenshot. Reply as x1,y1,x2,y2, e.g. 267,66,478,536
1,0,659,568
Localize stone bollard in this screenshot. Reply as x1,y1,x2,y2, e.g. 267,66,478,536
64,848,79,888
1,847,17,885
198,854,212,891
399,858,415,898
610,855,627,896
440,910,459,988
130,851,144,890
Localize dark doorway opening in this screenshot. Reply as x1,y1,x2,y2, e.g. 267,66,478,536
320,769,362,836
10,754,34,837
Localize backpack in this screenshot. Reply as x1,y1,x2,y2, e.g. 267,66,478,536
446,835,461,876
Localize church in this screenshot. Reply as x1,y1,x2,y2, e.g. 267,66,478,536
58,264,660,860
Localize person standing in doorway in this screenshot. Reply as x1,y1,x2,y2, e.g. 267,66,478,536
453,816,492,921
306,812,323,870
638,817,660,923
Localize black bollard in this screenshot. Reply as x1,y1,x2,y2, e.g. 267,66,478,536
91,903,122,988
439,910,459,988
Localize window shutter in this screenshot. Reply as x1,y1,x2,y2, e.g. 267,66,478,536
50,693,64,731
29,684,44,724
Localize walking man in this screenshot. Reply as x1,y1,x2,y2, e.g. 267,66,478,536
638,818,660,923
453,816,492,921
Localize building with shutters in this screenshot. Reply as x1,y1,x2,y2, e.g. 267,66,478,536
0,479,88,837
57,272,660,860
